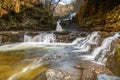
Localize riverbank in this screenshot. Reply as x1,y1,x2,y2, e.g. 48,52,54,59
0,31,120,80
0,3,56,31
74,0,120,32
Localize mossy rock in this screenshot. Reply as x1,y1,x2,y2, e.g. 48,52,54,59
0,4,56,31
74,0,120,31
106,47,120,76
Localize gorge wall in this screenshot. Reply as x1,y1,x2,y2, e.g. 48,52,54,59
74,0,120,31
0,0,56,31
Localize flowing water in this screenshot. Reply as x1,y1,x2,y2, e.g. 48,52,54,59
56,20,63,32
0,0,119,80
0,31,120,80
92,33,120,63
24,32,56,43
62,12,76,21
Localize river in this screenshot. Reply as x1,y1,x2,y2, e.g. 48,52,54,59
0,31,120,80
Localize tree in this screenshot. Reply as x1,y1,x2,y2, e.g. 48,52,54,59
41,0,61,11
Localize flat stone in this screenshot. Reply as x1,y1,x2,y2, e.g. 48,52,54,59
46,69,72,80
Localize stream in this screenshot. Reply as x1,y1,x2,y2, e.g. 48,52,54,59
0,0,120,80
0,30,120,80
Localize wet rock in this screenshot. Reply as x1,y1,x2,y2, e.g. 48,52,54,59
55,31,90,43
99,32,112,38
44,55,62,61
34,71,47,80
46,69,72,80
106,47,120,77
74,0,120,31
0,31,24,44
74,60,113,80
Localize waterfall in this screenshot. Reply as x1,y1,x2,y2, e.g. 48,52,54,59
69,12,76,20
0,31,119,80
56,20,63,32
24,32,56,43
72,31,100,52
92,32,120,62
62,12,76,21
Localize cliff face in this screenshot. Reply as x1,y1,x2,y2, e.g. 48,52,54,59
106,43,120,77
0,0,41,17
75,0,120,31
53,3,74,16
0,0,56,31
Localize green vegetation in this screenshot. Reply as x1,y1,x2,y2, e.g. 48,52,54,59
0,0,38,17
0,0,56,31
75,0,120,31
107,46,120,77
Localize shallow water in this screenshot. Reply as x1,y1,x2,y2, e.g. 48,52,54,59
0,31,119,80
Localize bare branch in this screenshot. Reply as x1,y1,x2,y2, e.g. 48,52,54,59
51,0,61,11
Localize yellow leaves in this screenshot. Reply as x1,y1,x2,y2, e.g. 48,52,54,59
2,0,21,13
14,0,20,13
0,6,8,17
0,0,36,17
25,3,34,8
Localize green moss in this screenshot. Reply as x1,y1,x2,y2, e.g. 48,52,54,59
0,4,56,31
107,47,120,76
74,0,120,31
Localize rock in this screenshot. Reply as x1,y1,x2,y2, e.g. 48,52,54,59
106,46,120,77
46,69,72,80
0,0,42,16
0,31,24,44
74,60,113,80
0,3,56,31
53,3,74,16
74,0,120,31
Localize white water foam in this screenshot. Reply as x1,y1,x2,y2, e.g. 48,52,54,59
24,32,56,43
72,31,100,52
0,31,119,80
0,32,100,52
92,32,120,63
56,20,63,32
69,13,76,20
74,32,120,65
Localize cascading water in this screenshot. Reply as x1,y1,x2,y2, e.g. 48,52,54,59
0,31,119,80
0,0,119,80
92,32,120,63
72,31,100,52
69,12,76,20
56,20,63,32
24,32,56,43
7,31,101,80
62,12,77,21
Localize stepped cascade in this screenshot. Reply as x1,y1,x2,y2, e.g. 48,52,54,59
0,31,119,80
0,0,120,80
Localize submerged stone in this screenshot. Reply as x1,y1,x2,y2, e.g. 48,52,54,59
46,69,72,80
